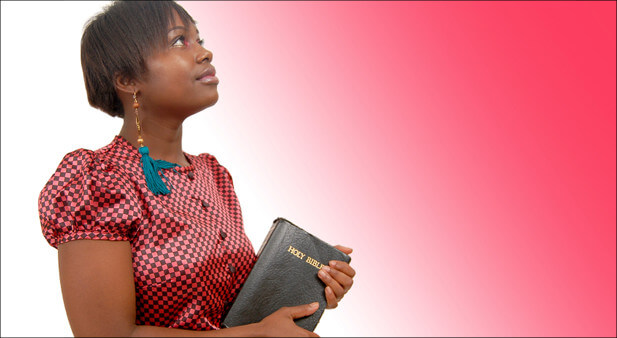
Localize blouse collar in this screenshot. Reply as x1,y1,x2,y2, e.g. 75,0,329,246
112,135,196,172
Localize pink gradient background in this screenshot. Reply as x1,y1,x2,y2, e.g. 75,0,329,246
179,1,615,336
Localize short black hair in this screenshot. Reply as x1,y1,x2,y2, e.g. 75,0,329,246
81,1,196,117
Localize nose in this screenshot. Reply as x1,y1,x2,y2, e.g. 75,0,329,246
196,46,213,64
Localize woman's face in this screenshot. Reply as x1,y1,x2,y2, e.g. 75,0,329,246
137,11,218,120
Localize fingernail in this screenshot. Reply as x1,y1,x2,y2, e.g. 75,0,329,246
318,270,327,278
310,302,319,309
322,266,331,272
329,261,337,268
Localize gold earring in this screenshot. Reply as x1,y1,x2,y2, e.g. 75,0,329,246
133,91,144,148
132,90,179,195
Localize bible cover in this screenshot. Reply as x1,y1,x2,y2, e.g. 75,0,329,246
221,217,351,331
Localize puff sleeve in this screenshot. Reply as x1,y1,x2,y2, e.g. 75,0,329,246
38,149,142,249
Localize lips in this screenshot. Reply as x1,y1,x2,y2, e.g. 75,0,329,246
196,66,219,84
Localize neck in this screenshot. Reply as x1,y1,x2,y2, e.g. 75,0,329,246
119,114,190,167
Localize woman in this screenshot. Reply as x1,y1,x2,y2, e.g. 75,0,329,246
38,1,355,336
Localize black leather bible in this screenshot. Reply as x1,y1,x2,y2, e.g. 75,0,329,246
221,217,351,331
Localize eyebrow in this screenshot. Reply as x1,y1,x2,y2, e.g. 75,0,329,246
168,26,186,33
167,26,200,35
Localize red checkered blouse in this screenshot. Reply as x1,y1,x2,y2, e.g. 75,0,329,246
38,135,257,330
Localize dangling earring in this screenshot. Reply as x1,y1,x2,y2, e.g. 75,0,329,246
134,92,144,147
133,91,179,195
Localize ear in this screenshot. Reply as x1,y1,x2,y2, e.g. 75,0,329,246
114,72,138,95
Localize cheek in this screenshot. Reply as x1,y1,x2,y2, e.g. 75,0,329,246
146,58,194,94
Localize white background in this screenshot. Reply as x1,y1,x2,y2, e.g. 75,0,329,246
1,1,355,336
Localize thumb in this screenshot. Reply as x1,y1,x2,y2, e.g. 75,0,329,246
289,302,320,319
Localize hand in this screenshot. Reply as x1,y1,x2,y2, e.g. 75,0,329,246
256,302,321,337
319,245,356,309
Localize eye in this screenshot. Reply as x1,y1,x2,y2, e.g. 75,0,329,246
172,35,187,47
197,38,204,46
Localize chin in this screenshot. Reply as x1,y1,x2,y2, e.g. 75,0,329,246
203,93,219,109
191,94,219,115
209,92,219,106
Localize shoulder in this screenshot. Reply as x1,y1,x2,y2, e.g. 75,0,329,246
44,139,124,176
40,141,134,198
41,148,97,194
192,152,235,186
39,143,143,248
191,151,228,169
39,139,143,214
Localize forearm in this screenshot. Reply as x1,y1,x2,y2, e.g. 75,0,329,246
130,322,264,337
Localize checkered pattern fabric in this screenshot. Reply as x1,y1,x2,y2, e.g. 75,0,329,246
39,135,256,330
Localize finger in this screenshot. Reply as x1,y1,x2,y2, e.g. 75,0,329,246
318,267,345,300
288,302,319,319
324,266,353,293
324,286,338,309
334,245,353,254
329,260,356,278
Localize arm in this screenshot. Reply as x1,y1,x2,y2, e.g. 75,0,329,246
58,240,318,337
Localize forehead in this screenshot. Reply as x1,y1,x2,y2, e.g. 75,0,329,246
167,10,198,35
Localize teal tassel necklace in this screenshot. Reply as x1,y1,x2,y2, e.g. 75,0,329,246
134,92,179,195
